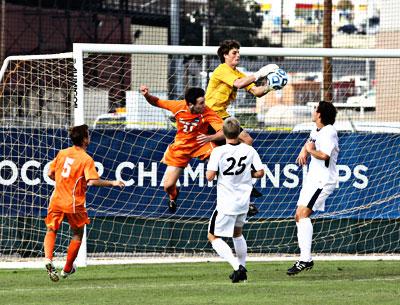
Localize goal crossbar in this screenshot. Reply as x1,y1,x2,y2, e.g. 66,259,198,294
73,43,400,58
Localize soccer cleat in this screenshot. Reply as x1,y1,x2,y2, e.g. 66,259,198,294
229,265,247,283
247,203,259,217
250,187,263,198
287,260,314,276
45,259,59,282
61,264,76,279
168,188,179,213
168,200,177,213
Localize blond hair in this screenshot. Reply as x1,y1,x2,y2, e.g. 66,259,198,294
223,117,241,139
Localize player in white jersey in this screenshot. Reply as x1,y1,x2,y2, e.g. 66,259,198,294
287,101,339,276
206,117,264,283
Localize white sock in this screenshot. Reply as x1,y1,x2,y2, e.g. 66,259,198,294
211,238,240,270
297,217,313,262
233,235,247,267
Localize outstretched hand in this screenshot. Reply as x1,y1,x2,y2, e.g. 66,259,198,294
296,149,309,166
113,180,125,188
139,85,149,96
254,64,279,81
296,154,308,166
197,134,211,145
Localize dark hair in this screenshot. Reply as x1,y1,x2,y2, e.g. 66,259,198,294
69,124,89,146
317,101,337,125
223,117,241,139
184,87,205,105
217,40,241,63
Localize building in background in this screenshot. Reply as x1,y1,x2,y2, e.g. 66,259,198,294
375,0,400,121
257,0,380,27
0,0,399,122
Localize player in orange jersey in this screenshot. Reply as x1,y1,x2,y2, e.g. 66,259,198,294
43,124,125,282
140,85,224,213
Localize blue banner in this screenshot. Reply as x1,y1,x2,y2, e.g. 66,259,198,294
1,129,399,219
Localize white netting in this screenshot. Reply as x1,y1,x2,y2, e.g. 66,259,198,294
0,54,75,259
1,46,399,266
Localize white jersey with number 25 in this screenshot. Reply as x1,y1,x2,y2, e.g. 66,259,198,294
207,143,264,215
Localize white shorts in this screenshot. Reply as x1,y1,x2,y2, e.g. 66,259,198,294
297,182,336,212
208,210,247,238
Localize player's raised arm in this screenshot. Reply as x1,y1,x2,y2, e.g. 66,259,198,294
139,85,159,106
250,63,280,94
233,64,279,93
253,64,279,81
249,65,288,98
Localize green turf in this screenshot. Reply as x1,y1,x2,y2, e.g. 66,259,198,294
0,261,399,305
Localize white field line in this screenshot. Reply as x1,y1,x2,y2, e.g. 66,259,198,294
1,276,400,294
1,255,400,269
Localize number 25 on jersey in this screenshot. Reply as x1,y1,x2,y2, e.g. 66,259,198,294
223,156,247,176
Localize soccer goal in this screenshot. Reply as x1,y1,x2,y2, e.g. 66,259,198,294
1,44,399,268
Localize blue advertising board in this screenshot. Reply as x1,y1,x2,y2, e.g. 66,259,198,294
1,129,399,219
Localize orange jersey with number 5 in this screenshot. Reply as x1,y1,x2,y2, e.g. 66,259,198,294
155,99,223,149
48,146,99,213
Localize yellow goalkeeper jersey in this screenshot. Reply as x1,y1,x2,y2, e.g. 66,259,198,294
205,63,255,119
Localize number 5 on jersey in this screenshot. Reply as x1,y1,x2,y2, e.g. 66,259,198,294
61,157,75,178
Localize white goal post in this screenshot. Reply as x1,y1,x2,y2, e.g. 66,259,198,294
1,44,400,269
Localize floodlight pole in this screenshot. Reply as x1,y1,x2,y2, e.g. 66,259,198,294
0,0,5,64
170,0,184,99
366,0,371,92
323,0,333,102
201,0,209,90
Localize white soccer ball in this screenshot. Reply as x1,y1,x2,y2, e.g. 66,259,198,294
266,68,288,90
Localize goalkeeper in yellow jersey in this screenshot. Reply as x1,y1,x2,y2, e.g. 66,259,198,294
205,39,279,208
205,39,279,145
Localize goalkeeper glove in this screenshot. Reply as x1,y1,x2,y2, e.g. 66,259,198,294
253,64,279,81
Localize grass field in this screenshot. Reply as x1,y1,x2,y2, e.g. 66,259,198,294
0,261,399,305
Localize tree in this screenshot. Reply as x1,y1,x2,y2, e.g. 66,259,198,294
337,0,354,11
181,0,269,47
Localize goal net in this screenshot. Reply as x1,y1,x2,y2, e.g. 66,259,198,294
1,45,399,267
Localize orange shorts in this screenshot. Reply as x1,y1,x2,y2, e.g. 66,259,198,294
162,142,216,167
45,206,90,230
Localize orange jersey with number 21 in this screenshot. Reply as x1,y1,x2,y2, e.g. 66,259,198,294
155,99,223,167
156,99,223,149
